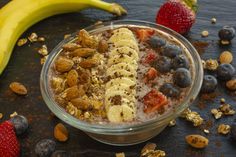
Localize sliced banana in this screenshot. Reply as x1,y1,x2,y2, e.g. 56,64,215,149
122,104,135,121
112,28,133,36
107,62,137,76
113,39,139,52
109,46,139,61
107,105,123,123
106,83,136,96
106,77,135,89
105,89,135,104
108,32,136,43
107,54,138,68
107,69,136,81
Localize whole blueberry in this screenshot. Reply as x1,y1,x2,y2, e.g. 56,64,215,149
148,36,166,48
159,83,180,98
218,26,235,41
161,44,182,58
201,75,218,93
51,150,71,157
152,56,172,73
231,123,236,141
173,68,192,88
217,63,235,81
171,54,190,70
35,139,56,157
9,115,28,135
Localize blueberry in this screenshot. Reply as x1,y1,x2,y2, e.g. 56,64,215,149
171,54,190,70
173,68,192,88
148,36,166,48
51,150,71,157
231,123,236,141
35,139,56,157
218,26,235,41
152,56,171,73
201,75,218,93
217,63,235,81
161,44,182,58
9,115,28,135
159,83,180,98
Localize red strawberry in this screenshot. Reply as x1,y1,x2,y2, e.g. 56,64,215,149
135,29,155,41
0,121,20,157
156,0,197,34
143,49,157,64
143,89,169,113
145,68,158,81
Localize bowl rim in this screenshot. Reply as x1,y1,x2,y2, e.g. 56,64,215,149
40,19,203,134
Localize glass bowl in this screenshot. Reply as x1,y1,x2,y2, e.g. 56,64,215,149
40,20,203,146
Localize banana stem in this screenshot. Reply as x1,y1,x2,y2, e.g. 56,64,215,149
89,0,127,16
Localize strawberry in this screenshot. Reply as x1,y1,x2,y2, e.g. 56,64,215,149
0,121,20,157
156,0,198,34
135,29,155,41
143,89,168,113
145,68,158,81
143,49,157,64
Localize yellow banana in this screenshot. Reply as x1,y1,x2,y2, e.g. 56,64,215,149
0,0,127,75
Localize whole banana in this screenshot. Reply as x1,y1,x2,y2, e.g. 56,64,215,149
0,0,127,75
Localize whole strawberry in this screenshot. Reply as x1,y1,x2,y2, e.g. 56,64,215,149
156,0,197,34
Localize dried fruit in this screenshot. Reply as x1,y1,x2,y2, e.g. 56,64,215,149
54,123,69,142
218,124,231,135
205,59,218,70
226,79,236,91
79,58,98,69
55,57,74,73
9,82,28,95
63,85,85,100
201,30,209,37
66,69,79,87
17,38,28,46
185,134,209,149
219,51,233,64
62,43,81,51
71,48,96,57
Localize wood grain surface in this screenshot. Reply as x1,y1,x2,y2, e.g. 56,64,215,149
0,0,236,156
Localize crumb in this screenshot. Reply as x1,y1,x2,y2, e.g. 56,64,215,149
116,152,125,157
218,124,231,135
38,37,45,42
64,34,71,39
38,45,48,56
168,119,176,127
220,98,226,104
204,129,210,134
0,113,3,119
211,17,216,24
10,112,18,118
201,30,209,37
17,38,28,46
28,32,38,42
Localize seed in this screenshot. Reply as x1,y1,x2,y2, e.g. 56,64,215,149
55,57,74,73
9,82,28,95
219,51,233,64
201,30,209,37
218,124,231,135
54,123,69,142
220,98,226,103
226,79,236,91
10,112,18,118
185,134,209,149
211,17,216,24
17,38,28,46
204,129,209,134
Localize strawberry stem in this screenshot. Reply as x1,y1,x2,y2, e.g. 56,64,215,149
183,0,198,13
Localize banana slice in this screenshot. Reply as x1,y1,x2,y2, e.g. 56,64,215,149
108,32,136,43
107,62,137,75
107,54,138,68
106,77,135,89
107,105,123,123
105,89,135,104
113,39,139,52
112,28,133,35
107,69,136,81
122,104,135,121
109,46,139,61
106,83,136,96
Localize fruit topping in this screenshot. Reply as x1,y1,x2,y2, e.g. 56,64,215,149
201,75,218,93
173,68,191,88
171,54,190,69
144,68,158,81
135,29,155,41
143,50,157,64
159,83,180,98
152,56,172,73
218,26,235,42
161,44,182,58
148,36,166,48
217,63,235,81
143,89,168,113
35,139,56,157
9,115,28,136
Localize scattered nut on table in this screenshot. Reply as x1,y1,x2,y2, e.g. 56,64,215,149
9,82,28,95
185,134,209,149
141,143,166,157
205,59,219,70
116,152,125,157
211,108,223,119
17,38,28,46
54,123,69,142
226,79,236,91
201,30,209,37
211,17,216,24
28,32,38,42
218,124,231,135
219,51,233,64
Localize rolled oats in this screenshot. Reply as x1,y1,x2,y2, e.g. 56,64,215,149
219,104,235,115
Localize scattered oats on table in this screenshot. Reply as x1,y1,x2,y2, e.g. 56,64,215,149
116,152,125,157
201,30,209,37
211,108,223,119
218,124,231,135
38,45,48,56
17,38,28,46
211,17,217,24
10,112,18,118
205,59,219,70
28,32,38,42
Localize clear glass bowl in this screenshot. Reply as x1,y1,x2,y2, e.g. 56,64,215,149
40,20,203,146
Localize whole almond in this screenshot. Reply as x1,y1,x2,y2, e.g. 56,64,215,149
64,85,85,100
55,57,74,73
9,82,27,95
185,134,209,148
66,70,78,87
54,123,69,142
219,51,233,64
226,79,236,91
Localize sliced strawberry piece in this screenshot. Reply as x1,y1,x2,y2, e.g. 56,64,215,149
143,89,168,113
135,29,155,41
143,50,157,64
0,121,20,157
145,68,158,81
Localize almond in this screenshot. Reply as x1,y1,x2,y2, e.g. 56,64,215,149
66,69,78,87
55,57,74,73
62,43,81,51
71,48,96,57
185,134,209,149
9,82,27,95
54,123,69,142
219,51,233,64
226,79,236,91
64,85,85,100
79,58,98,69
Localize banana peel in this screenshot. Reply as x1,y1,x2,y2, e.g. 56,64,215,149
0,0,127,75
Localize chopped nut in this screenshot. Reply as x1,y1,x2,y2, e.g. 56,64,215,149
168,119,176,127
116,152,125,157
64,34,71,39
219,104,235,115
51,77,66,93
0,113,3,119
10,112,18,118
84,111,91,119
201,30,209,37
28,32,38,42
54,123,69,142
205,59,219,70
17,38,28,46
66,69,79,87
38,45,48,56
62,43,81,51
211,108,222,119
220,98,226,104
211,17,216,24
226,79,236,91
181,108,203,126
66,102,82,117
220,40,230,45
79,58,98,69
141,143,166,157
204,129,209,134
185,134,209,149
71,48,96,58
219,51,233,64
40,55,48,65
55,57,74,73
38,37,45,42
77,29,98,49
9,82,28,95
217,124,231,135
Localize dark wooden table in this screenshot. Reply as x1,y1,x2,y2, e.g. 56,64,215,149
0,0,236,156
